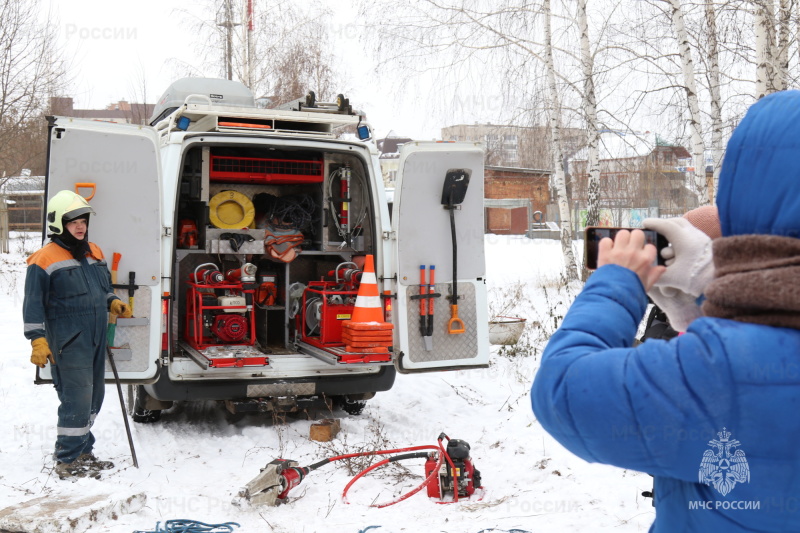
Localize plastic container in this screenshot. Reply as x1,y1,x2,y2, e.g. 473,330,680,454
488,316,527,345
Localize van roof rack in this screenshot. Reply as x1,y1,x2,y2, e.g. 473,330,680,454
276,91,355,115
153,97,365,142
150,79,367,142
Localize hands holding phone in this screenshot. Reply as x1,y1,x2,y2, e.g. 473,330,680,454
640,217,716,331
596,229,666,291
642,217,715,298
585,216,717,331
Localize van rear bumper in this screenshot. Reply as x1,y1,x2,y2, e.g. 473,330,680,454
145,365,396,402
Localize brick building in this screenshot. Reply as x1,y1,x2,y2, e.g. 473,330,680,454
569,132,699,226
50,97,155,125
484,166,551,234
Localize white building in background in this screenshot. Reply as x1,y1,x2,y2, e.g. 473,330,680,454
376,132,413,187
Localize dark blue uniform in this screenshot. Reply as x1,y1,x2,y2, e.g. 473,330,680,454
24,240,118,463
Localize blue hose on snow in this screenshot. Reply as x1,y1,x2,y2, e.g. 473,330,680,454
134,520,240,533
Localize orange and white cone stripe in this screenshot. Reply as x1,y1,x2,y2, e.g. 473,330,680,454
349,255,385,324
343,254,393,356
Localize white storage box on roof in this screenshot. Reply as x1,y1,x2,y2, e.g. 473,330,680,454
149,78,257,125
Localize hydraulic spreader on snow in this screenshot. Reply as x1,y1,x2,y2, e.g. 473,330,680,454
239,433,482,507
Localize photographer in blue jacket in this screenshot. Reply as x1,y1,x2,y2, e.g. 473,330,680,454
531,91,800,532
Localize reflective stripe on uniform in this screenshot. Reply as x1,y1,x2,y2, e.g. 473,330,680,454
24,322,45,333
57,425,91,437
45,258,80,276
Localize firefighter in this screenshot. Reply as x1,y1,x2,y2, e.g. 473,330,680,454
23,190,131,480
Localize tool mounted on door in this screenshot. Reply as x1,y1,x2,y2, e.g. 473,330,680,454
111,270,139,316
441,169,471,334
410,265,440,350
107,252,123,346
239,432,481,508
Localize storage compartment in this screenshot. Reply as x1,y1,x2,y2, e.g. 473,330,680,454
210,154,323,184
172,141,381,368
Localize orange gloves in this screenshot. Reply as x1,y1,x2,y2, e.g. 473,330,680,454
110,299,132,318
31,338,55,367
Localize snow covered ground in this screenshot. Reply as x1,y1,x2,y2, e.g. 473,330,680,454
0,233,656,532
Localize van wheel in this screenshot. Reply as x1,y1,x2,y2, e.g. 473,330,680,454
336,396,368,416
127,385,162,423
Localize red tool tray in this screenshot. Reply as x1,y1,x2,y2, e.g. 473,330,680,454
205,352,268,368
210,155,323,184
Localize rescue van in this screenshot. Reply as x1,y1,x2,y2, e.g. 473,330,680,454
37,78,489,421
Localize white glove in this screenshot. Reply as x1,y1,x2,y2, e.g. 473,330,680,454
648,285,704,332
642,217,715,332
643,217,715,297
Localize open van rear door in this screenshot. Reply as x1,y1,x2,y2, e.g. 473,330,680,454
37,117,162,383
391,141,489,373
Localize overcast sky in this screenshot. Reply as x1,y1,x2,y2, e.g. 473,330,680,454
47,0,446,140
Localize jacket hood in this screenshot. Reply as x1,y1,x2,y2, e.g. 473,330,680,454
717,90,800,238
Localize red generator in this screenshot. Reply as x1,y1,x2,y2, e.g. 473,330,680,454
296,263,361,350
184,263,258,354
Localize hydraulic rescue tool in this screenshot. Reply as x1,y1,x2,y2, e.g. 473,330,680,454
239,433,481,507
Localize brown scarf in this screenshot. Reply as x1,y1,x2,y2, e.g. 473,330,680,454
702,235,800,329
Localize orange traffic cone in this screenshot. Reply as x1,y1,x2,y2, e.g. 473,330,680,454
342,255,393,361
349,255,383,323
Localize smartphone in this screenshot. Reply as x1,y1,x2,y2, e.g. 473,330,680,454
584,227,669,270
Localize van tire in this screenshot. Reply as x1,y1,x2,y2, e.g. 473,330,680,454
127,385,163,423
335,395,368,415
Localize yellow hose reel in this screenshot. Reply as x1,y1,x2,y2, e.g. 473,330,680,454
209,191,255,229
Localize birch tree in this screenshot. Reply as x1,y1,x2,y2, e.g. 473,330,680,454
578,0,601,232
666,0,708,205
755,0,779,98
544,0,579,280
705,1,724,201
776,0,791,90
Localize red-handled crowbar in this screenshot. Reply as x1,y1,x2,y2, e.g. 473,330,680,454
418,265,428,342
412,265,439,351
427,265,436,339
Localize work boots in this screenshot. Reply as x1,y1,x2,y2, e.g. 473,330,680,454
54,460,101,480
53,453,114,480
76,453,115,471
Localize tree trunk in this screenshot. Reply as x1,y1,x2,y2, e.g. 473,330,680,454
544,0,578,280
667,0,708,205
579,0,600,278
776,0,790,90
754,0,777,99
579,0,600,229
705,0,723,203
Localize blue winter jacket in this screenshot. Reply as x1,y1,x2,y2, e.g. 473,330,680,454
531,91,800,532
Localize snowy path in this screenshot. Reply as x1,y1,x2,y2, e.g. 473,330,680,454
0,234,655,532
